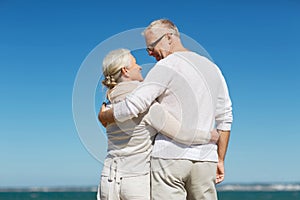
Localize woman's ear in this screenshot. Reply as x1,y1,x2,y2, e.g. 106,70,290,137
121,67,129,77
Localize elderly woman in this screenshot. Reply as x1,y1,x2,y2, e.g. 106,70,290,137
97,48,219,200
97,49,156,200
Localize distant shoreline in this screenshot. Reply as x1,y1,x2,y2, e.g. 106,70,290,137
0,187,98,193
1,183,300,192
217,183,300,191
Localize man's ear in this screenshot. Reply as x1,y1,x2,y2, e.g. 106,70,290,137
166,33,172,39
166,33,172,45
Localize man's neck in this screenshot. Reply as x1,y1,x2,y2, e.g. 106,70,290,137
171,43,189,53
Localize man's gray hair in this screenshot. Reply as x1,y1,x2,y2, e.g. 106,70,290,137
143,19,180,37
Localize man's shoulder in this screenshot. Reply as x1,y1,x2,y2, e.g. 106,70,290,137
156,52,187,66
160,51,209,63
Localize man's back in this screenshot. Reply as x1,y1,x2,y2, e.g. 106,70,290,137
151,51,223,132
144,51,230,160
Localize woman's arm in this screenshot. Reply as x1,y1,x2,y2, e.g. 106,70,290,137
98,103,114,127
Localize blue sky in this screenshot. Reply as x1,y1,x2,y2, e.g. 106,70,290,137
0,0,299,187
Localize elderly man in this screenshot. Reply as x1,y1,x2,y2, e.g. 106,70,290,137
99,19,233,200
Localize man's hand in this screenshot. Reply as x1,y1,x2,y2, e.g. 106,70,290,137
209,129,220,143
215,129,230,184
216,160,225,184
98,103,108,127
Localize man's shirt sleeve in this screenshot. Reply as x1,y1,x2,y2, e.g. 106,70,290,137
215,71,233,130
113,63,172,122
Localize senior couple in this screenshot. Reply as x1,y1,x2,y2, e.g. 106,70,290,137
97,19,233,200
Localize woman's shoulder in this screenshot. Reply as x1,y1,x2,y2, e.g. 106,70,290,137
109,81,141,102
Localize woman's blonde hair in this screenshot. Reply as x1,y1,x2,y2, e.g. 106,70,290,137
102,48,131,89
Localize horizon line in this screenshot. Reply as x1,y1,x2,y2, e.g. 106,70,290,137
1,183,300,192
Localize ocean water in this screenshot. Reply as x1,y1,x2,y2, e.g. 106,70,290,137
218,191,300,200
0,191,299,200
0,192,96,200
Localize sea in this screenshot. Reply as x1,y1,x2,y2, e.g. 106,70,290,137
0,184,299,200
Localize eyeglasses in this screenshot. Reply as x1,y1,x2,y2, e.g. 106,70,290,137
146,33,167,53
